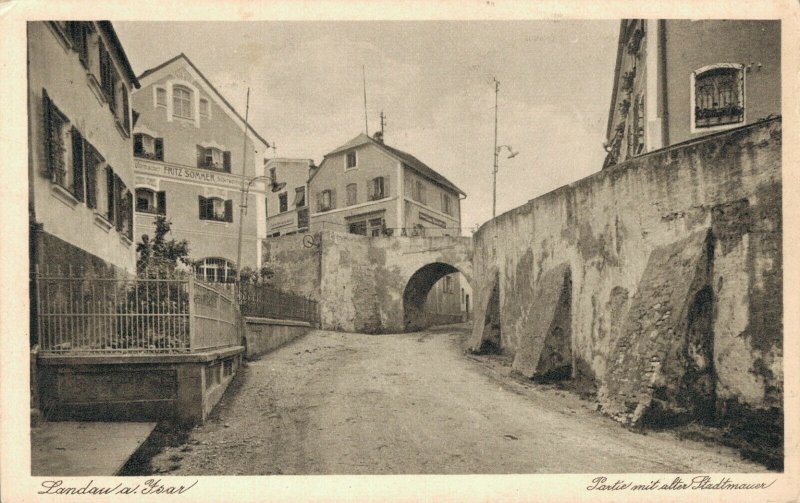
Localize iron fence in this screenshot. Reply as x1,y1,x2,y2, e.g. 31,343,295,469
239,282,319,324
33,266,238,354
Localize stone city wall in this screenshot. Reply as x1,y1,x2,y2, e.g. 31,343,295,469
469,119,782,449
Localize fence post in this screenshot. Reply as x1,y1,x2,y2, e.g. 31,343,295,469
187,275,196,352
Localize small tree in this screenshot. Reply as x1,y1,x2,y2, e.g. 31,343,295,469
136,215,191,277
239,265,275,285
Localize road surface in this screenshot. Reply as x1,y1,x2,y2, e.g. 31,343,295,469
149,326,763,474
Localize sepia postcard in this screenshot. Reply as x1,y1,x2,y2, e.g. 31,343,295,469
1,0,798,502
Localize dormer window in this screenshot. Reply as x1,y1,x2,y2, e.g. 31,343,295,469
345,150,357,169
133,133,164,160
692,64,744,130
197,146,231,172
173,86,193,119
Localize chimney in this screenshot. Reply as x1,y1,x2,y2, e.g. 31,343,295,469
372,131,384,144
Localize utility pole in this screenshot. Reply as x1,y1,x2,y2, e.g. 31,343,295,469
492,78,499,219
379,110,386,137
235,87,251,290
362,65,369,135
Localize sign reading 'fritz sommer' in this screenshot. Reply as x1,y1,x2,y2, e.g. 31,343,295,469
135,159,242,189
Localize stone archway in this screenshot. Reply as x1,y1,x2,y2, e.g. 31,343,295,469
402,262,465,332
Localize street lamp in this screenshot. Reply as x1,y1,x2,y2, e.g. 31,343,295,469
491,78,519,218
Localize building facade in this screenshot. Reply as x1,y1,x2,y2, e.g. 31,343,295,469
604,19,780,168
308,132,469,320
131,54,270,282
265,158,313,237
28,21,140,275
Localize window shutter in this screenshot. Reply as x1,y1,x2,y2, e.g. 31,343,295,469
316,191,322,212
42,91,53,178
126,190,133,240
85,142,97,209
114,176,124,231
330,188,336,210
367,179,374,200
71,127,85,202
122,86,130,132
196,145,204,168
157,191,166,215
223,151,231,172
225,199,233,222
383,176,389,198
106,167,115,222
133,134,143,156
154,138,164,161
199,195,207,219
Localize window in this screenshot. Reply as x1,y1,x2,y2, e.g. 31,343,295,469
199,98,210,117
199,196,233,222
84,142,102,210
441,193,452,216
294,186,306,208
347,216,385,236
269,167,277,184
279,192,288,213
66,22,90,69
135,188,166,215
197,146,230,172
99,41,116,105
368,176,386,201
348,221,367,236
155,87,167,107
443,275,454,294
195,258,236,283
346,183,358,206
693,64,744,130
297,207,309,230
173,86,193,119
414,180,427,205
369,218,385,237
116,81,130,134
104,166,132,239
318,189,335,212
42,90,69,188
133,133,164,161
346,150,357,169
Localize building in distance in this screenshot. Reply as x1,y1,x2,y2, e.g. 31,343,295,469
264,158,313,237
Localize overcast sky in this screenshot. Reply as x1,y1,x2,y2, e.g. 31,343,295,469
115,21,619,232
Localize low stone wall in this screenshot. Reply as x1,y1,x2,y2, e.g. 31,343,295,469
37,347,243,425
244,317,312,359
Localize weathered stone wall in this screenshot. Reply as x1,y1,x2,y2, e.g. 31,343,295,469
263,232,473,333
471,120,782,437
243,317,311,359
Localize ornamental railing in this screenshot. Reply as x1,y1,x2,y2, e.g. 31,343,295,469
239,282,319,325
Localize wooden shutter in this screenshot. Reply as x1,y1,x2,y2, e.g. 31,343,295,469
196,146,204,168
383,176,389,198
223,151,231,172
71,127,85,201
330,188,336,210
224,199,233,222
99,42,111,99
367,179,374,201
199,196,207,219
85,142,97,209
114,176,124,231
133,134,143,156
125,190,133,240
316,191,322,212
42,90,53,178
106,167,115,222
157,191,166,215
154,138,164,161
122,86,130,132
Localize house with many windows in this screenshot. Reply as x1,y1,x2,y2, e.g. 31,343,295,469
264,158,313,237
308,132,465,237
603,19,780,168
28,21,140,276
130,54,270,282
308,131,469,320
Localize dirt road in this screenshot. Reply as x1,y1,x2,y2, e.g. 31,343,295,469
149,326,764,474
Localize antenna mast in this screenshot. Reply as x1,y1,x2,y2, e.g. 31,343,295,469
362,65,369,135
379,110,386,137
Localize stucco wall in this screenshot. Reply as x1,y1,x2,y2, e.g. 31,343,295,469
263,232,473,333
28,22,137,273
471,119,781,436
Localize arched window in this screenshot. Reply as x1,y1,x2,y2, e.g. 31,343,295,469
173,86,193,119
692,64,744,130
195,257,236,283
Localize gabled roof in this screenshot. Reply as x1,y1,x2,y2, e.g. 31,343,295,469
315,133,466,197
137,53,269,147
